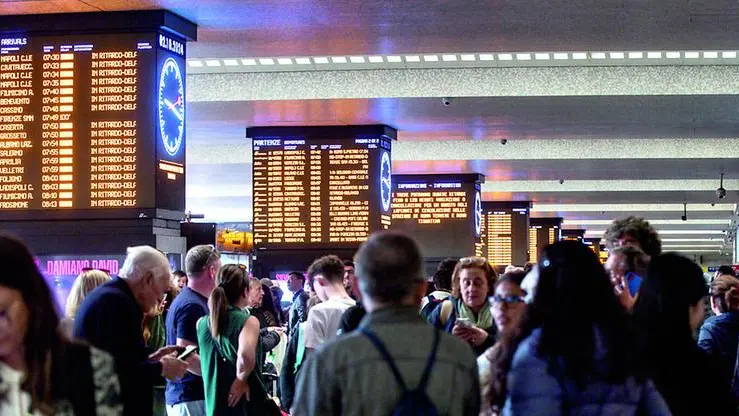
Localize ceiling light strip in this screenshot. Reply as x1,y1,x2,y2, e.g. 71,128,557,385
187,50,739,71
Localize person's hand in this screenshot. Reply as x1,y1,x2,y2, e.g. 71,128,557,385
465,326,490,347
160,355,189,380
452,325,474,343
148,345,183,361
611,274,636,311
228,377,250,407
268,326,285,334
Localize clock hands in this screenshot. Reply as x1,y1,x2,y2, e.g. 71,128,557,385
163,98,184,122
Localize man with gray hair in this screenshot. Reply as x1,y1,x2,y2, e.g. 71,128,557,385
292,231,481,415
75,245,189,416
165,244,221,415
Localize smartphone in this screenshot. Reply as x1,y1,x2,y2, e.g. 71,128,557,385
178,345,198,360
456,318,475,328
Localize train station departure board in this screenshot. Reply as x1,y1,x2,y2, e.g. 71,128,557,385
529,217,562,263
477,201,531,267
0,16,191,220
248,125,395,250
391,174,483,258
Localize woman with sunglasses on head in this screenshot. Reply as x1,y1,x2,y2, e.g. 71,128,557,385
633,253,736,415
477,270,528,415
430,257,498,356
197,265,273,416
0,233,122,415
502,241,670,416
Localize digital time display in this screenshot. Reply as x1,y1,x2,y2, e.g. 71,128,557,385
391,174,483,259
0,31,186,219
249,125,395,250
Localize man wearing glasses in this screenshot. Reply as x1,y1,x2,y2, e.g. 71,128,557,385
164,245,221,416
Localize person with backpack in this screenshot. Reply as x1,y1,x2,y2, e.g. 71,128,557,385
420,258,458,322
291,231,480,415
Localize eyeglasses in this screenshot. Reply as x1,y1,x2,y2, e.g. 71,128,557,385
489,295,526,305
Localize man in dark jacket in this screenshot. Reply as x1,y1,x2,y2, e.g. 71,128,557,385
288,271,310,334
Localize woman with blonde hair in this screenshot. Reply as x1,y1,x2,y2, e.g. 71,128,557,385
61,269,110,337
429,256,498,356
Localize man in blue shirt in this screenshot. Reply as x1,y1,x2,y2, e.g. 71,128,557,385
165,245,221,416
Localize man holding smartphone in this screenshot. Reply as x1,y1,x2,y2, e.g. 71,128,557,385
164,245,221,416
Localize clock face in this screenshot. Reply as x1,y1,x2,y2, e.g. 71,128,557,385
158,57,184,157
474,190,482,236
380,151,392,212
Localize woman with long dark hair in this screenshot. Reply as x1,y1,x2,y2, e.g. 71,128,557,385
0,233,122,415
196,264,262,416
502,240,669,415
633,253,736,415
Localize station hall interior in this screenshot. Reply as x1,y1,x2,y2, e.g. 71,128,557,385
3,0,739,267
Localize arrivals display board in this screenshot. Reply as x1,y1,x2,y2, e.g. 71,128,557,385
0,12,193,220
249,125,395,250
391,174,483,258
478,201,531,267
529,217,562,263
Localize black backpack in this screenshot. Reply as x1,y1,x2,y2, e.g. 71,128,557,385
361,327,441,416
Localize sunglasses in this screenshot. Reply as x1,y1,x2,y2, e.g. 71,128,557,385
489,295,526,305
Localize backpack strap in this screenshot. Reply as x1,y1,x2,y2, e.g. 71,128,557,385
361,328,441,393
361,328,409,392
439,299,453,327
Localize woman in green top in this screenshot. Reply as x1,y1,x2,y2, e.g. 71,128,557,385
197,264,261,416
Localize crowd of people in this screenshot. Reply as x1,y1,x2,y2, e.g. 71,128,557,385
1,216,739,415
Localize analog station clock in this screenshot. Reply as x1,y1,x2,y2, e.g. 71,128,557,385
380,151,392,212
158,57,184,157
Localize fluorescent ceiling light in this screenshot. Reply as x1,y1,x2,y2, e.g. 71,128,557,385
460,54,476,61
663,245,724,249
572,52,588,60
534,53,550,60
223,59,239,66
666,51,681,59
553,53,568,60
405,55,421,62
647,51,662,59
277,58,293,65
703,51,719,59
349,56,366,63
313,57,329,64
496,53,512,61
205,59,221,67
628,52,644,59
331,56,347,64
669,249,722,253
564,219,730,226
386,56,402,63
258,58,275,65
662,239,721,242
591,52,606,59
609,52,625,59
368,56,384,63
240,58,257,65
531,203,735,212
442,54,458,62
685,51,700,59
585,230,726,235
516,53,532,60
188,60,203,67
295,57,311,65
423,55,439,62
722,51,737,58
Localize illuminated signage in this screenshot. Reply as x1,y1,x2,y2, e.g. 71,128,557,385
480,202,531,267
392,174,483,258
249,126,395,250
0,32,186,219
